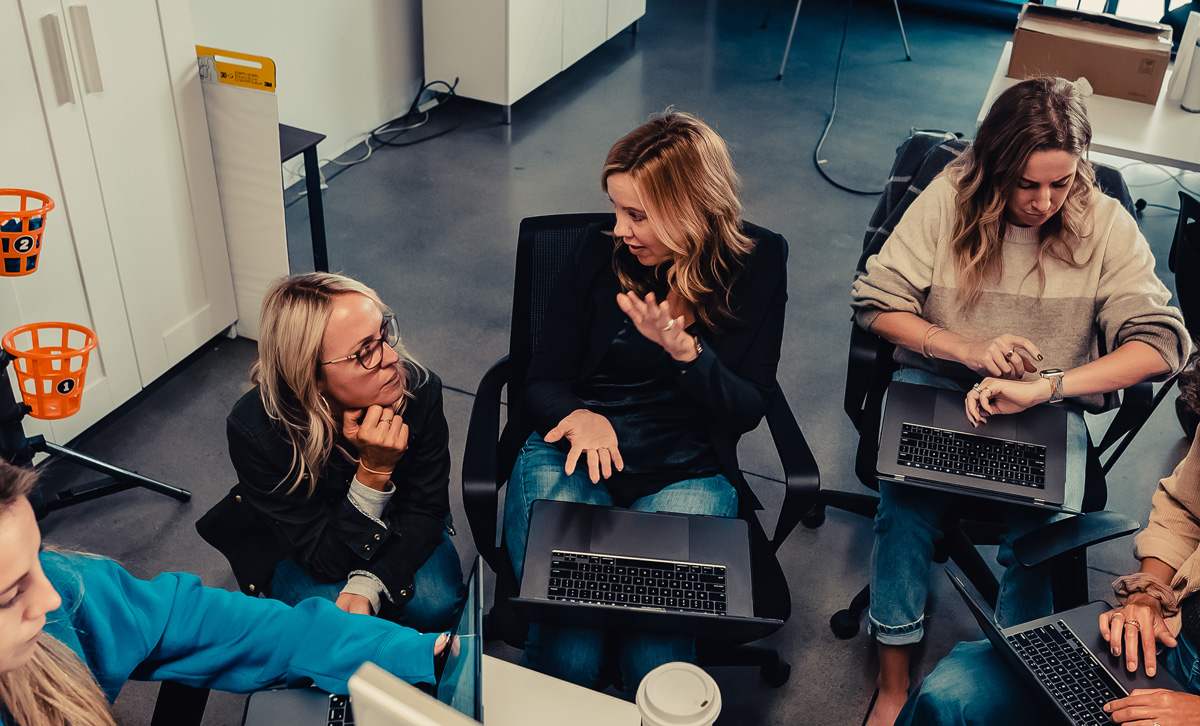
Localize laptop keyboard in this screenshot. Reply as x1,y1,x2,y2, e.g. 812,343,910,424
899,423,1047,488
327,695,354,726
1007,620,1124,725
547,550,727,614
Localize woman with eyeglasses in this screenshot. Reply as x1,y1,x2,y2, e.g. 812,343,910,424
197,273,465,631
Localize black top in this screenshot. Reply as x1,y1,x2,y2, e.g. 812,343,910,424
525,221,788,514
195,367,451,614
575,319,719,484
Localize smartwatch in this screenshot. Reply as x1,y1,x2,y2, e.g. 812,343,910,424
1040,368,1065,404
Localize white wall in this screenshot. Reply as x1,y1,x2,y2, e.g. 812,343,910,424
188,0,425,185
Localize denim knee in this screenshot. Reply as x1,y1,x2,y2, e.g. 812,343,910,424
395,536,466,632
897,640,1056,726
618,631,696,693
523,623,608,690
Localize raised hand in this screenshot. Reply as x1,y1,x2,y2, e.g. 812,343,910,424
616,291,697,362
545,409,624,483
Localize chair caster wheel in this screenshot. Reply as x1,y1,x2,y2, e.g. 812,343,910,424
759,660,791,687
801,505,826,529
830,609,861,639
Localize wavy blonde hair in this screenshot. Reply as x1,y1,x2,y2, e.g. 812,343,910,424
947,76,1098,309
602,111,754,330
0,460,117,726
252,273,427,496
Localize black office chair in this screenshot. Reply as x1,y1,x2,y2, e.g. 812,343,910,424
461,213,819,687
804,132,1144,639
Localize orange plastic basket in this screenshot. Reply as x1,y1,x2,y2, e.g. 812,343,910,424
0,189,55,277
2,322,97,420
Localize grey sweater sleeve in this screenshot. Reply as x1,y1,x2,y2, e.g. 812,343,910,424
1093,201,1191,377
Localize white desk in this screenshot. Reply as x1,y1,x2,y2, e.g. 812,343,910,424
482,656,640,725
981,42,1200,172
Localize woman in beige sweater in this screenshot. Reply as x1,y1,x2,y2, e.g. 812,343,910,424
850,76,1190,726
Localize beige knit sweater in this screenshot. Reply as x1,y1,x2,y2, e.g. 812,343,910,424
1135,435,1200,603
850,176,1189,412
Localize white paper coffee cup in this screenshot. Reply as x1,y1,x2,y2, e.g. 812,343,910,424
635,662,722,726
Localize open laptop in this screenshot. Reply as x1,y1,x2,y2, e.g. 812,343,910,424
242,554,484,726
510,499,783,642
877,380,1070,510
948,569,1184,725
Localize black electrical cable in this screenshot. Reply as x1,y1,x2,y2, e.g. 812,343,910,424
811,0,885,196
370,79,462,148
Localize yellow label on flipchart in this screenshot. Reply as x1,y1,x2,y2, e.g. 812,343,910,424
196,46,276,92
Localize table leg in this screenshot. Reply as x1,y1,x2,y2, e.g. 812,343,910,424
303,146,328,272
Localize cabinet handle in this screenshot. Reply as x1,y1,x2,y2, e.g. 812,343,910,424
40,13,75,105
68,5,103,94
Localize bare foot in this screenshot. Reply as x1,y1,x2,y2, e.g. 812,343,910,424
864,687,908,726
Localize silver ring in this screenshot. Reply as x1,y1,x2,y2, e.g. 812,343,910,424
1007,348,1016,357
1126,619,1141,631
663,319,676,332
972,383,982,392
382,419,393,426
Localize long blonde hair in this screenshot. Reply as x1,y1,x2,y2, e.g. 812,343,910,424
947,76,1098,309
602,111,754,330
0,460,117,726
252,273,427,496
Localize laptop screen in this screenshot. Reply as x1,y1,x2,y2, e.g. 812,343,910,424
436,556,483,720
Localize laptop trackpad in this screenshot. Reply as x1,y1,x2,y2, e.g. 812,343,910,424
934,390,1019,439
590,509,690,561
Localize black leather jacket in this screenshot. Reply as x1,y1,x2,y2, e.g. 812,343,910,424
196,369,452,613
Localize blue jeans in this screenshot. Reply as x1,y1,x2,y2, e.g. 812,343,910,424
897,633,1200,725
503,432,737,693
869,368,1088,644
269,531,466,633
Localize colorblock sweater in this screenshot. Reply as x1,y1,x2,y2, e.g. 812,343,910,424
850,175,1189,412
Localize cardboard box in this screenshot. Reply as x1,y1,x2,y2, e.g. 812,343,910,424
1008,4,1172,105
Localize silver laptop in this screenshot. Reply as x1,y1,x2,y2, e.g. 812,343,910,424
241,555,483,726
948,569,1183,725
877,380,1069,510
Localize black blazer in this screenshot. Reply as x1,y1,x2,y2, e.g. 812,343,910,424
196,369,452,613
525,221,788,514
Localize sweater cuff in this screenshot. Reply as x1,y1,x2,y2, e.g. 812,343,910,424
1119,325,1189,378
347,476,395,524
341,571,392,613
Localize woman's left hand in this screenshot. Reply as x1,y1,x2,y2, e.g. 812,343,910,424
616,291,696,362
964,377,1050,426
1105,689,1200,724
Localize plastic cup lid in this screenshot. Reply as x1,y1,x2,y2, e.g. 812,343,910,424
635,662,722,726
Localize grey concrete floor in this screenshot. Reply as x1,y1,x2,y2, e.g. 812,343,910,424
27,0,1200,724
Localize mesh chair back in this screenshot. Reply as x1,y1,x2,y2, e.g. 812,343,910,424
498,213,614,480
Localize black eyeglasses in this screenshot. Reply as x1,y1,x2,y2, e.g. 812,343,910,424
320,314,401,370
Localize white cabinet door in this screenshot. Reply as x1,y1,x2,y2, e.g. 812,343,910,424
60,0,236,382
509,0,563,102
563,0,606,69
607,0,644,40
5,0,142,443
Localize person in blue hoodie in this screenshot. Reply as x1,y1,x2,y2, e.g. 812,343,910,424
0,458,448,726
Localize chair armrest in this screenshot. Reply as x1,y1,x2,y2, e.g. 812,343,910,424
1095,381,1154,458
462,356,509,567
843,323,879,430
765,388,820,552
1012,510,1139,569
